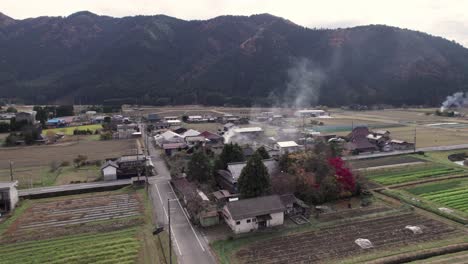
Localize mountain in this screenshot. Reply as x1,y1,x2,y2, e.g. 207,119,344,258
0,11,467,106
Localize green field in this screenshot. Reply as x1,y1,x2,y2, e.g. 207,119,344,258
43,124,102,135
0,228,140,264
364,165,465,185
405,179,468,213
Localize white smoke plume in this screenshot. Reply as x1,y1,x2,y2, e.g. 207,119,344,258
284,58,326,109
440,92,468,112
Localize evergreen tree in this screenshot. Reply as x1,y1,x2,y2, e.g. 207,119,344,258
214,143,244,170
237,152,271,198
256,146,270,159
188,150,212,183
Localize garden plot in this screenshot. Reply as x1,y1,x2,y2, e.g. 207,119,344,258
349,156,426,170
362,164,465,186
235,213,459,264
404,179,468,214
1,193,143,243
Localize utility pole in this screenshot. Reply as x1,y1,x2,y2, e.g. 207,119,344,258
413,126,417,153
168,198,172,264
9,160,13,181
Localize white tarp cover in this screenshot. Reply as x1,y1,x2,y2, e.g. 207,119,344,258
405,225,423,234
439,207,454,214
355,238,373,249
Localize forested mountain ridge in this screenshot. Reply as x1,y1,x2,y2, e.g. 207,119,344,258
0,11,467,106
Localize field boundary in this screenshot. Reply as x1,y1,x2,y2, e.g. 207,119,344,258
366,243,468,264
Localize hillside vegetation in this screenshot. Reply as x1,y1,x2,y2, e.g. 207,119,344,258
1,12,468,106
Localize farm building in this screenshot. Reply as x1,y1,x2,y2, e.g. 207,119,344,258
181,129,201,138
294,109,327,117
200,131,224,144
167,120,182,126
147,113,161,123
223,122,236,131
154,130,184,146
16,111,37,124
101,161,118,181
222,195,286,234
345,126,378,154
0,181,19,213
115,155,153,178
185,136,209,147
279,194,311,218
186,115,203,122
46,118,67,128
162,142,187,156
171,178,219,227
217,159,278,193
275,141,302,154
390,140,415,150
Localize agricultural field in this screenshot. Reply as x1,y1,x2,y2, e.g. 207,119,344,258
42,124,103,136
349,155,426,170
362,163,466,186
0,139,136,188
0,188,172,264
404,179,468,214
408,250,468,264
213,212,463,264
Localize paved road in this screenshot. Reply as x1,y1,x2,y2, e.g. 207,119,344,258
19,179,132,197
344,143,468,160
146,133,215,264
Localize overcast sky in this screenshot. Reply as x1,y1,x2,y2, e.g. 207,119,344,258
3,0,468,47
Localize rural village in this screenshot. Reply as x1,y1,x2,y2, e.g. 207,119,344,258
0,103,467,264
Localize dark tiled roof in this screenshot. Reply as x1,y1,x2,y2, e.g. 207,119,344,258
226,195,286,220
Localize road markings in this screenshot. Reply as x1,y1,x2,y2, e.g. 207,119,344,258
168,182,206,252
154,183,168,219
154,182,182,255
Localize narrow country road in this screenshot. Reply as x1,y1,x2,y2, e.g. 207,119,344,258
145,131,216,264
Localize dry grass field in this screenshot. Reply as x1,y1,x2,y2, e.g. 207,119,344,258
0,139,136,188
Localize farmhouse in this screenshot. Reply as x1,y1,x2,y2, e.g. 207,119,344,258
217,159,278,193
0,181,19,213
275,141,301,154
200,131,224,144
345,126,378,154
162,142,187,156
223,195,286,234
154,130,184,146
185,136,209,147
181,129,201,138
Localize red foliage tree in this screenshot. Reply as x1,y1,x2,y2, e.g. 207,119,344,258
328,157,355,192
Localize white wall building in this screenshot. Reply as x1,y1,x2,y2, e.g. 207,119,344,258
222,195,286,234
275,141,301,154
294,109,327,117
0,181,19,212
101,161,118,181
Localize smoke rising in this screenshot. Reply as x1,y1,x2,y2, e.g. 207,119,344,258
440,91,468,111
284,58,326,109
